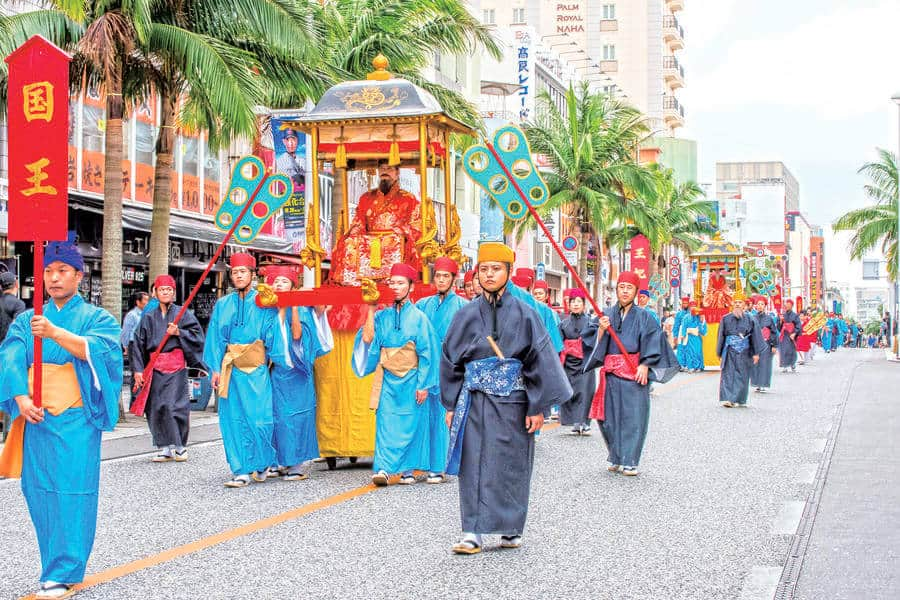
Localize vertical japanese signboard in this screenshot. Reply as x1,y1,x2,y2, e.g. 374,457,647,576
5,36,71,242
629,233,651,291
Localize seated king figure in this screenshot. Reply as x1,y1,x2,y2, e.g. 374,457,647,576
329,161,426,286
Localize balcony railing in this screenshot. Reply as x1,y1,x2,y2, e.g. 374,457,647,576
662,15,685,48
662,55,685,78
663,96,685,117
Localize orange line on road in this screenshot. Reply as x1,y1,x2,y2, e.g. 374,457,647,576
19,483,379,600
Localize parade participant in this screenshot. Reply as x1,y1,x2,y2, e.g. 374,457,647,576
676,302,707,373
672,296,691,357
558,288,596,435
442,242,572,554
796,311,815,363
583,271,679,476
463,270,476,300
750,295,777,392
834,316,847,351
716,293,763,408
353,263,440,486
506,271,564,353
637,290,661,324
778,300,802,372
329,161,426,286
265,265,333,481
416,257,467,484
531,280,550,305
131,275,206,463
850,321,860,348
0,272,27,341
204,253,288,488
0,237,122,599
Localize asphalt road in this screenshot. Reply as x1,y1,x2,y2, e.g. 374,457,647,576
0,348,893,600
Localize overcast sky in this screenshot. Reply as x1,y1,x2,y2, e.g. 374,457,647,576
678,0,900,230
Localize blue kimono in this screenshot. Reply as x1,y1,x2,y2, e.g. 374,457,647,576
204,290,287,476
717,313,764,405
417,291,467,473
676,313,707,371
507,283,564,353
271,308,332,469
672,307,690,362
352,301,441,474
0,295,122,585
778,310,802,367
821,319,834,352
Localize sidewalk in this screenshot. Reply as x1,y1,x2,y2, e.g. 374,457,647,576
795,356,900,599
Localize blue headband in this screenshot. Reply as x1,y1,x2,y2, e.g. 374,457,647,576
44,232,84,272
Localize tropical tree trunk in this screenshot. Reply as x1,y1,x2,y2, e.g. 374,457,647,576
149,93,177,281
101,75,125,322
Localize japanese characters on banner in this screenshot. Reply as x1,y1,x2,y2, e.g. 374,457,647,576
513,27,535,121
5,36,70,242
629,233,651,291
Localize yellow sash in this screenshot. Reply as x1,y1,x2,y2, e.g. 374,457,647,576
0,363,83,479
369,341,419,410
218,340,267,398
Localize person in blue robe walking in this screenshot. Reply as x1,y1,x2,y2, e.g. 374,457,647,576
778,300,803,371
676,301,707,372
263,265,333,481
0,237,122,599
205,253,288,488
558,288,597,434
673,296,691,370
750,295,777,392
416,257,467,483
442,243,573,554
353,263,440,486
716,294,764,407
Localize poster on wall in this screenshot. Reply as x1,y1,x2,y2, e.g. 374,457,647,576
271,116,306,252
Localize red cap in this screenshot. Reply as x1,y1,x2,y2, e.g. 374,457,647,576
515,268,535,280
617,271,641,288
390,263,417,281
229,252,256,269
569,288,587,300
463,271,475,284
562,288,573,298
154,274,176,289
511,275,532,288
433,257,458,275
532,280,549,291
681,296,691,303
262,264,299,287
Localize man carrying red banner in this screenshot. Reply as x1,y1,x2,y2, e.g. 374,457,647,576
204,253,288,488
558,288,597,435
264,265,333,481
583,271,679,476
416,257,467,483
131,274,206,463
750,295,777,393
352,263,440,486
0,237,122,599
441,242,572,554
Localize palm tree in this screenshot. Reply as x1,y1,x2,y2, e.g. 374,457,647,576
522,82,658,292
1,1,152,320
833,148,898,282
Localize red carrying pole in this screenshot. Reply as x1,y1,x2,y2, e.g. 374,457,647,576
130,175,269,416
483,141,636,371
32,241,44,408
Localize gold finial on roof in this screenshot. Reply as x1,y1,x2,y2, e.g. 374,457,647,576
367,54,392,81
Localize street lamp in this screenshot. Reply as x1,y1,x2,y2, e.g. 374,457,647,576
890,92,900,355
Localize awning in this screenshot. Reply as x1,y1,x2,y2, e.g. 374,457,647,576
72,196,293,253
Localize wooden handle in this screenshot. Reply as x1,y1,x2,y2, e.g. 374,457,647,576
486,336,505,360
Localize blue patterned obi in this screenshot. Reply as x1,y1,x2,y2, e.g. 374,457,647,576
445,357,525,476
725,334,750,353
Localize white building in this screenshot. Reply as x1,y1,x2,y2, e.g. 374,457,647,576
825,228,891,323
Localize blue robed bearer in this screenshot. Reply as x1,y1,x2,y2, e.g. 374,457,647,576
0,236,123,599
441,242,573,555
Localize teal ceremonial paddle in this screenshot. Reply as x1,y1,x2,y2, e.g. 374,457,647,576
462,125,634,369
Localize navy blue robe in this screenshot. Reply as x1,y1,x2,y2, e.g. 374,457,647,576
778,310,802,368
750,312,777,388
716,313,765,405
558,312,597,426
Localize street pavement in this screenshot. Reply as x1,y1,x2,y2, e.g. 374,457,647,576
0,348,896,599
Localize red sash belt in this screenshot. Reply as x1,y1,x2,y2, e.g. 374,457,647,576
588,352,640,422
761,326,771,341
780,321,795,342
134,348,187,409
560,338,584,364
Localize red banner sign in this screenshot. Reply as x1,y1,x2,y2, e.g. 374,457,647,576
629,233,651,291
5,36,71,242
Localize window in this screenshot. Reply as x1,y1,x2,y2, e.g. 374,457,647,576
482,8,495,24
433,50,442,73
602,3,616,19
862,260,880,280
512,7,526,24
602,44,616,60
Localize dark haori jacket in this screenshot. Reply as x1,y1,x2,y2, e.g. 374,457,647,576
131,303,207,374
582,304,680,384
754,312,778,350
715,313,765,359
560,312,597,376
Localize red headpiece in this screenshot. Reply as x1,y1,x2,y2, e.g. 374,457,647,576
433,257,458,275
463,270,475,284
617,271,641,288
681,296,691,303
229,252,256,269
515,268,535,280
569,288,587,300
390,263,417,282
154,274,176,289
532,280,549,291
262,264,300,287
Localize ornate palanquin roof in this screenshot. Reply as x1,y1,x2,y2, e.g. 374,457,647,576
690,234,744,259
